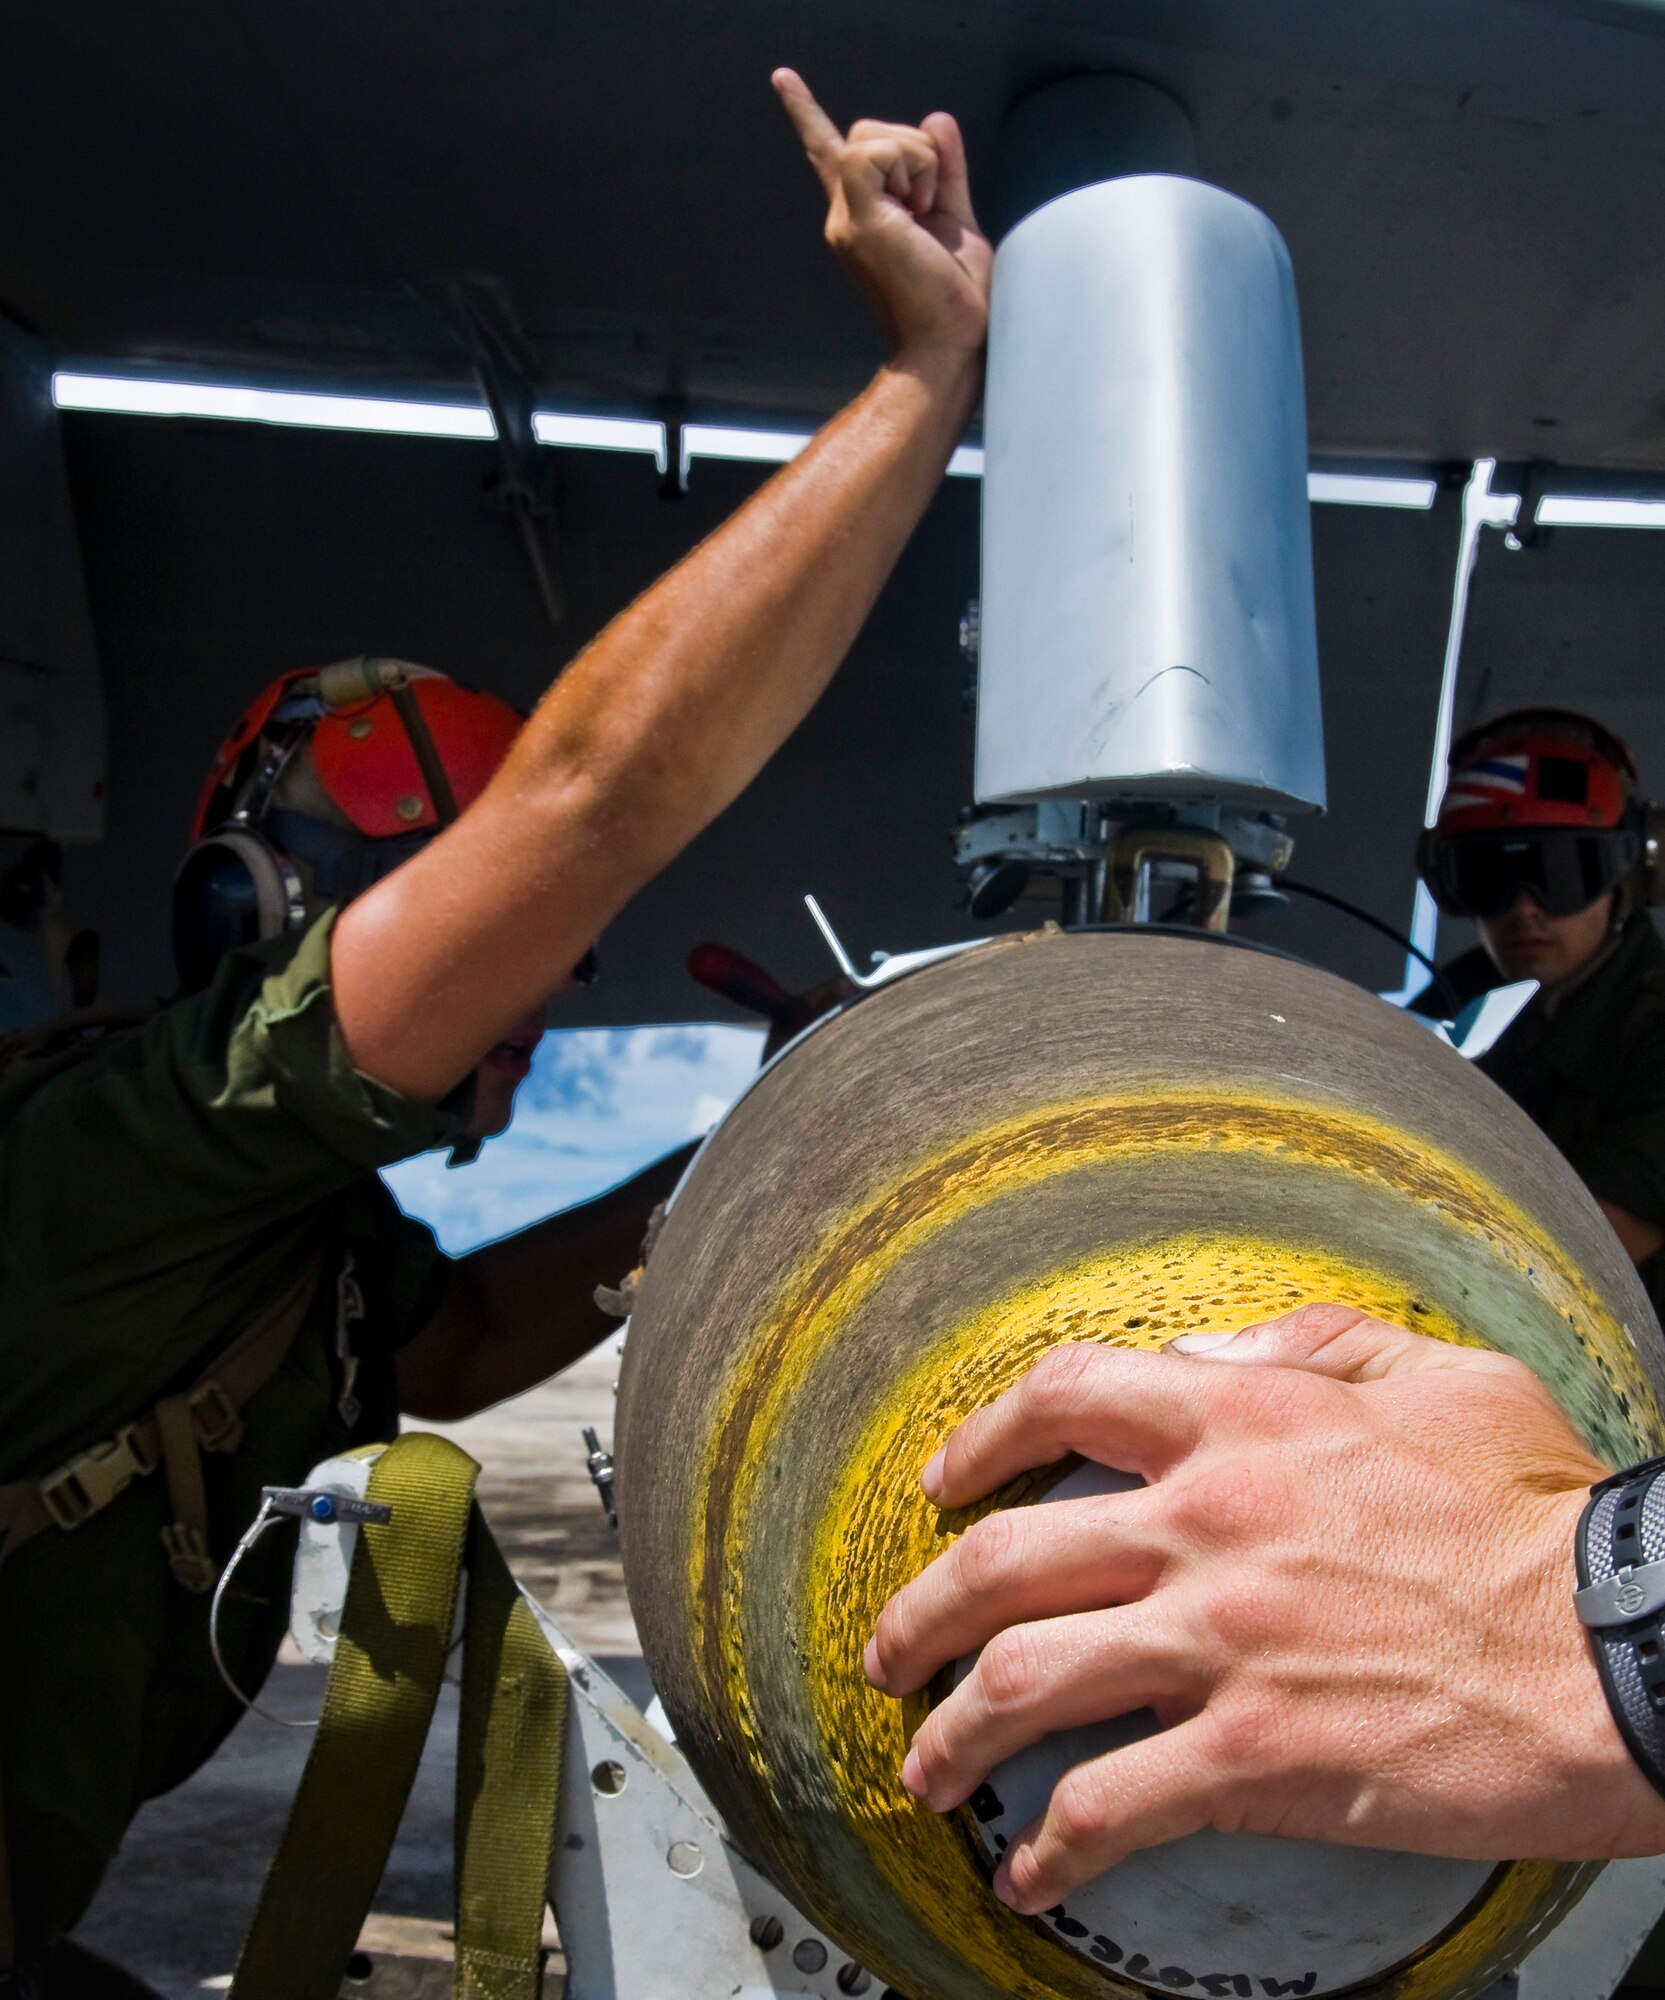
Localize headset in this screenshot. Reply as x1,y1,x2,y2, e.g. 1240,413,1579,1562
171,657,604,994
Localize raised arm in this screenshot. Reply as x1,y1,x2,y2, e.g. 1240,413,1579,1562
332,73,992,1101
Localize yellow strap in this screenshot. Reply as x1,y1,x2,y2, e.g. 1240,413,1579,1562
230,1433,476,2000
229,1433,566,2000
455,1515,567,1998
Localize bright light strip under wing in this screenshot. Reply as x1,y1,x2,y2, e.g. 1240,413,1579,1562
50,375,1453,517
682,424,811,469
1536,495,1665,529
52,372,495,439
1307,472,1437,509
682,427,984,479
532,410,667,469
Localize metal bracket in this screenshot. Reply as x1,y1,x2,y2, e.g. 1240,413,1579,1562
1105,823,1235,930
262,1483,393,1528
581,1426,618,1530
423,277,564,624
1504,460,1558,552
528,1602,876,1998
658,392,688,500
952,803,1293,928
801,893,984,996
288,1453,873,1996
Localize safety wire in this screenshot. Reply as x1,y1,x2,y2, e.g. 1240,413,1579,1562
1163,875,1464,1016
1277,877,1463,1016
208,1497,318,1730
209,1486,463,1726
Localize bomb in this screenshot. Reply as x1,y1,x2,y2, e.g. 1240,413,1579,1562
617,926,1665,2000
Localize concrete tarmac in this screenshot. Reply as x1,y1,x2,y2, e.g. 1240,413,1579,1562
73,1341,639,1997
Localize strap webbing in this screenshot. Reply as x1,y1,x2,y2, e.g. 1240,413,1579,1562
231,1434,476,1999
456,1520,564,1992
0,1258,320,1567
230,1432,566,2000
455,1516,566,1999
0,1258,323,1966
155,1393,215,1592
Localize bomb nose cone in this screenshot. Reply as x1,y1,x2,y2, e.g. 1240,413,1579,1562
616,927,1658,2000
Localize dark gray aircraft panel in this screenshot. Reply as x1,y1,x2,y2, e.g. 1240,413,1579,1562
1460,518,1665,757
23,0,1663,1024
58,413,1462,1023
3,1,1665,467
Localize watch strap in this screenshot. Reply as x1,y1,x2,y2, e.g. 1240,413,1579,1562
1575,1454,1665,1802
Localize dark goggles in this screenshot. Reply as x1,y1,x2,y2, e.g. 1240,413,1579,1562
1420,825,1640,920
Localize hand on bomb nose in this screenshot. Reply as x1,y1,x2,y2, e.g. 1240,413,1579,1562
865,1308,1665,1917
772,68,992,365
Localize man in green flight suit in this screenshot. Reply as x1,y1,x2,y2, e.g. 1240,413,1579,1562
0,69,995,1991
1416,708,1665,1316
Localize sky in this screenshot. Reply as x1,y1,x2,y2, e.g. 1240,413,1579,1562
382,1021,765,1255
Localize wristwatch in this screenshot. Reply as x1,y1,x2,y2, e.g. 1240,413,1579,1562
1575,1453,1665,1800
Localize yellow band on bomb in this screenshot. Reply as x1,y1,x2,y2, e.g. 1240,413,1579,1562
678,1087,1650,2000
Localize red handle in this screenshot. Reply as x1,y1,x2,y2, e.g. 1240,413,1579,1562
687,942,798,1024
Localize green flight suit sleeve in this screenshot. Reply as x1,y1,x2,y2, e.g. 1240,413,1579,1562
0,909,472,1470
1561,1015,1665,1230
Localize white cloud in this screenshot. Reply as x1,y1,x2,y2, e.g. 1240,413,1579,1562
687,1091,731,1135
382,1022,765,1255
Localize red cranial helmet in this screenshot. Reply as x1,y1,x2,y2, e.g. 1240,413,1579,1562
175,657,524,991
1432,709,1636,839
1419,709,1651,922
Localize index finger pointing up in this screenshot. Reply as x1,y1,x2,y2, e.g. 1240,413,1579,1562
772,69,844,195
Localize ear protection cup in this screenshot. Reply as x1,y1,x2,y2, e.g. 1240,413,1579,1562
181,661,528,992
172,828,305,993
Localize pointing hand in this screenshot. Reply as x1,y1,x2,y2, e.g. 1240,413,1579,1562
773,69,991,364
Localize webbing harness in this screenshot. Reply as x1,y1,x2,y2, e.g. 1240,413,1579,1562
0,1261,326,1968
231,1433,567,2000
0,1262,320,1586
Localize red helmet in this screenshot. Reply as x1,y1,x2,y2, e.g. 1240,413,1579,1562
1432,709,1636,838
174,657,523,991
1419,709,1647,921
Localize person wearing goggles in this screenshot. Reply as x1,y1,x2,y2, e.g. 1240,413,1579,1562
1415,708,1665,1284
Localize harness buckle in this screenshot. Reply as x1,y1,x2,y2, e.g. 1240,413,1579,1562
189,1378,245,1453
38,1423,159,1532
161,1522,219,1594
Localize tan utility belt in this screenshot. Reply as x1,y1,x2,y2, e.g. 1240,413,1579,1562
0,1262,320,1591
